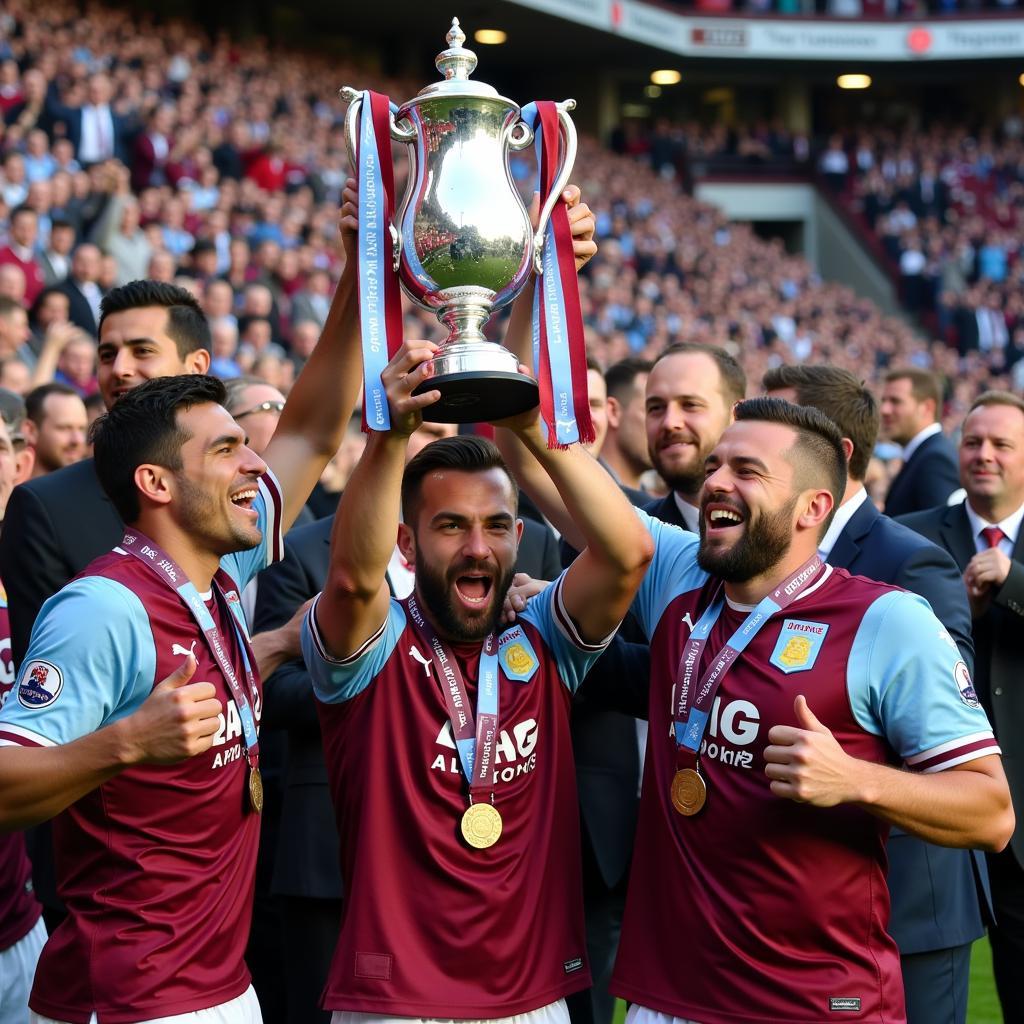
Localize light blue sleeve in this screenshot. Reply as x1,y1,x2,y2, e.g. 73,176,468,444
220,469,285,592
848,589,1000,771
0,577,156,747
301,595,406,704
631,508,707,641
518,573,613,694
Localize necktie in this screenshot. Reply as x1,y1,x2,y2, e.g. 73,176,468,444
981,526,1006,550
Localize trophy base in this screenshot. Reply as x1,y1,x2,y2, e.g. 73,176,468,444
413,370,539,425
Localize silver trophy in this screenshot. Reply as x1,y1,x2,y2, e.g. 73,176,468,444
341,18,577,423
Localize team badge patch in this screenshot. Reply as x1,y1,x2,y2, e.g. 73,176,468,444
498,626,539,683
18,660,64,709
770,619,829,674
953,661,980,709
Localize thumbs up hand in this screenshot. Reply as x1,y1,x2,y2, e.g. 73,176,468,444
118,655,224,765
763,695,859,807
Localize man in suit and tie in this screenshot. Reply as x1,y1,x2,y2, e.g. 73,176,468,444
881,367,960,517
45,73,128,166
765,364,984,1024
900,391,1024,1023
252,423,561,1024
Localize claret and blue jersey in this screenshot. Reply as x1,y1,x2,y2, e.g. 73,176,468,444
612,510,1000,1024
300,572,613,1018
0,472,283,1024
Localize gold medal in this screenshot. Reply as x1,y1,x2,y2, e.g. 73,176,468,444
460,802,502,849
671,767,707,816
248,765,264,815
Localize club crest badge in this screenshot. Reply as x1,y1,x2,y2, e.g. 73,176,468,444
953,661,980,709
18,660,64,709
770,619,829,674
498,626,539,683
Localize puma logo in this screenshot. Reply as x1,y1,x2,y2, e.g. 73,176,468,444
172,641,198,659
409,645,432,676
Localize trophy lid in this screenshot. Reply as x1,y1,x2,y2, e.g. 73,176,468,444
413,18,503,101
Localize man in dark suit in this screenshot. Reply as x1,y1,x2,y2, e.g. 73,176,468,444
881,368,961,517
44,72,131,166
642,342,747,534
766,365,985,1024
57,243,105,337
900,391,1024,1023
253,430,561,1024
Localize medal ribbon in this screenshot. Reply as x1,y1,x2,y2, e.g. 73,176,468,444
357,90,403,433
405,594,499,800
119,531,260,773
674,556,824,769
521,101,593,450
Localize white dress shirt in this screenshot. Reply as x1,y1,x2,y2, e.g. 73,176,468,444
964,500,1024,558
78,104,115,163
901,422,942,463
673,492,700,533
818,486,869,560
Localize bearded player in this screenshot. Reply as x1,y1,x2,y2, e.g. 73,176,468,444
620,398,1013,1023
505,396,1012,1023
300,338,653,1022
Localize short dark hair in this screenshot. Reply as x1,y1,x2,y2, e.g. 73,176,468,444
25,382,80,426
10,205,36,223
656,342,746,405
401,434,518,528
98,280,210,360
733,396,847,530
92,375,226,523
762,365,878,482
605,358,653,404
884,367,943,417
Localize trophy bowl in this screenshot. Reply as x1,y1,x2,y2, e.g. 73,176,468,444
342,18,577,423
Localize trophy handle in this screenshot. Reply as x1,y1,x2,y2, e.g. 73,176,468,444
531,99,578,276
340,87,407,272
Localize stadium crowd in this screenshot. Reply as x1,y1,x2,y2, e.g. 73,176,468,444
0,3,1022,1024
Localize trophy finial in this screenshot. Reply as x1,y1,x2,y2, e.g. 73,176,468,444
447,17,465,49
436,16,478,81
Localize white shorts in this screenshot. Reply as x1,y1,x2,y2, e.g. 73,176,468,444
332,996,570,1024
625,1006,703,1024
30,984,262,1024
0,916,46,1024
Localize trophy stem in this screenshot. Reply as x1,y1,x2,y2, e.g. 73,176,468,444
412,300,539,424
437,299,492,347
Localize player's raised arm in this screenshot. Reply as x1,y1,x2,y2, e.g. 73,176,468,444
496,411,653,645
260,179,363,531
495,186,598,554
312,340,441,661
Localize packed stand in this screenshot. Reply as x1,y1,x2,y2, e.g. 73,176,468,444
0,0,1001,447
816,121,1024,403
